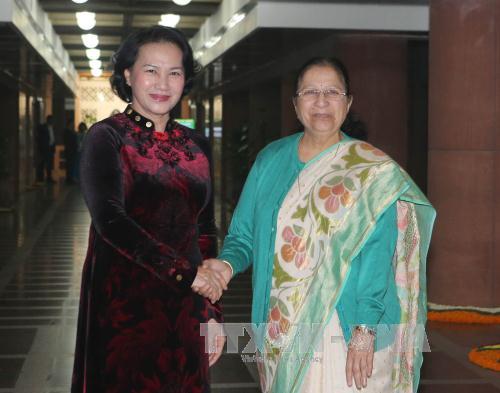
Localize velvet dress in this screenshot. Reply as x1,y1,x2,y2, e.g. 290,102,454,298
72,107,222,393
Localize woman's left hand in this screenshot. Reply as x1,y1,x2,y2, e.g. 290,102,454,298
207,318,226,367
345,328,375,389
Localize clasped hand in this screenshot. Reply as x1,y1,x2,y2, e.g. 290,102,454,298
191,260,232,368
191,258,232,303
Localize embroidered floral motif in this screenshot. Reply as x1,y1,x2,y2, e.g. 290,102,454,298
391,201,422,392
153,131,168,141
119,114,196,166
318,181,352,213
130,129,154,157
360,142,386,156
280,225,307,269
154,143,180,166
268,297,291,341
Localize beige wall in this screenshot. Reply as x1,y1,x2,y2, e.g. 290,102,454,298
76,76,127,128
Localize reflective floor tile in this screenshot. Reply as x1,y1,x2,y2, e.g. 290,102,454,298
210,354,256,384
0,309,63,318
0,292,71,299
211,387,260,393
4,285,71,291
420,384,500,393
0,319,57,326
0,328,36,355
0,300,65,308
0,358,24,388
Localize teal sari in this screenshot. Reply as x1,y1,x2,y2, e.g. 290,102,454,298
258,140,435,393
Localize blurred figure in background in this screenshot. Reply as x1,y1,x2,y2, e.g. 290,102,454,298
63,118,78,184
36,114,56,184
73,121,88,181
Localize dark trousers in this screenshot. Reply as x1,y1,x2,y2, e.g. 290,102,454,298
36,145,55,181
66,156,76,182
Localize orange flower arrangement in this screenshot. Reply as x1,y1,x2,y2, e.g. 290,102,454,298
468,344,500,372
427,309,500,324
427,303,500,324
428,310,500,324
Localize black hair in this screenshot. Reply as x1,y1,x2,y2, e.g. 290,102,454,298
294,57,367,140
294,57,351,95
77,122,88,133
110,25,198,102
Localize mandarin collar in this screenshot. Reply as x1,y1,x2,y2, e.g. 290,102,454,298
124,105,176,132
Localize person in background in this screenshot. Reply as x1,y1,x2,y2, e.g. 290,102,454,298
63,118,78,184
72,26,226,393
199,57,436,393
36,114,56,184
72,121,88,181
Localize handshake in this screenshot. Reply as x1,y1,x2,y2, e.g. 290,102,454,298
191,258,233,303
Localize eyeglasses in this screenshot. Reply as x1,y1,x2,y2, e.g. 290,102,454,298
295,88,348,101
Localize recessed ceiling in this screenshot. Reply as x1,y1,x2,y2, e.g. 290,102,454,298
38,0,222,74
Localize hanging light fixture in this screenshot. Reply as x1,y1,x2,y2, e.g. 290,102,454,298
158,14,180,27
86,48,101,60
76,12,96,30
72,0,88,3
226,12,246,29
81,34,99,48
89,60,102,69
172,0,192,6
91,68,103,77
205,35,221,49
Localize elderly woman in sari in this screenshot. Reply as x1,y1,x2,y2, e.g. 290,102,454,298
200,57,435,392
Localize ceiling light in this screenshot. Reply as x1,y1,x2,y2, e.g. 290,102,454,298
72,0,88,3
76,12,96,30
81,34,99,48
172,0,192,5
205,35,221,49
226,12,246,29
89,60,102,69
86,48,100,60
193,50,203,59
158,14,180,27
91,68,103,77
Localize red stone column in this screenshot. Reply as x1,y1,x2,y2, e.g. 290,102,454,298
339,36,409,168
427,0,500,306
280,73,299,137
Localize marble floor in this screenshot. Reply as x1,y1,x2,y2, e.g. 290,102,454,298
0,183,498,392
